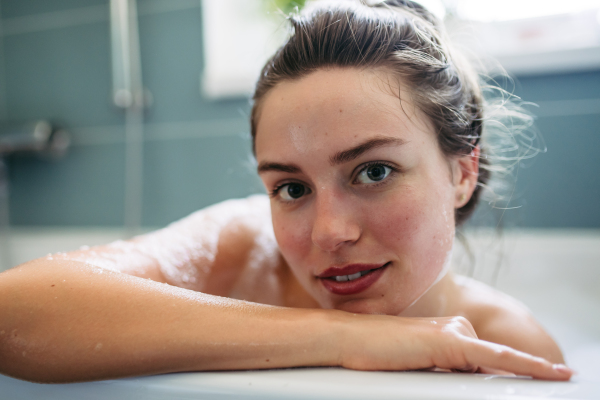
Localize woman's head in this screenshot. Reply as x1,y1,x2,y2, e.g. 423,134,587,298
252,0,490,225
252,0,487,314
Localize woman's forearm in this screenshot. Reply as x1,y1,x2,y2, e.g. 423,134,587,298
0,259,573,383
0,259,342,383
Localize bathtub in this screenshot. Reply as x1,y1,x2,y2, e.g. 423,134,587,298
1,228,599,399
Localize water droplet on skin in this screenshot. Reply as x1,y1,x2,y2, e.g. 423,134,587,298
95,343,103,351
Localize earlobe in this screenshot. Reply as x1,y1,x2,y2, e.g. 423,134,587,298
454,146,480,208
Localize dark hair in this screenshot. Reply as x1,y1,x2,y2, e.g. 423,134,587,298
250,0,491,226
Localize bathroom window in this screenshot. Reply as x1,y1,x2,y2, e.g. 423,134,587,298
200,0,287,98
200,0,600,100
447,0,600,74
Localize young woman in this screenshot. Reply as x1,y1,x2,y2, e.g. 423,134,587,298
0,0,573,383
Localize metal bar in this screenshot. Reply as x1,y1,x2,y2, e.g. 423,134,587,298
0,1,8,120
110,0,145,236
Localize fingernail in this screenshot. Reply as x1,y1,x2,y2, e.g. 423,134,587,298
553,364,573,375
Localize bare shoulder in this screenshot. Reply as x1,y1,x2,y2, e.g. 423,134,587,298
59,195,284,297
451,275,564,363
153,194,284,295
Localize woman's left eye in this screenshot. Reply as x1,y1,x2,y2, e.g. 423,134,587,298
355,164,393,184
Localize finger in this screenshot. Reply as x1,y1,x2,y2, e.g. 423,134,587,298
462,320,478,339
448,316,478,339
465,340,573,381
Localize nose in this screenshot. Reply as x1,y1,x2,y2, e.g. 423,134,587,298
311,190,361,252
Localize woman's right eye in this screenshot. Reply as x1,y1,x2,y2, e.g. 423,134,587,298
274,183,308,202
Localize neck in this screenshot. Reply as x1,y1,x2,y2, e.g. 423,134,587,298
397,271,456,318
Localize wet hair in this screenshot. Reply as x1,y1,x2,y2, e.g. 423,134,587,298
250,0,493,226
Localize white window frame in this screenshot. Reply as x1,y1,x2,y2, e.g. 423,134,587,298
200,0,287,98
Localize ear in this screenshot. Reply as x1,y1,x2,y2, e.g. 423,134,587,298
452,146,480,208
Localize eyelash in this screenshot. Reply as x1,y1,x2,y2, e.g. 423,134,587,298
352,161,399,187
269,183,288,198
269,182,303,198
269,161,399,202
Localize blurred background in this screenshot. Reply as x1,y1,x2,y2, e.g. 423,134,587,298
0,0,598,268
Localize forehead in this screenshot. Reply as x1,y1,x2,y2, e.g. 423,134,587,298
254,68,435,159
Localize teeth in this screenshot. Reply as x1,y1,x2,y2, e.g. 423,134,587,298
334,271,366,282
330,265,387,283
348,272,361,280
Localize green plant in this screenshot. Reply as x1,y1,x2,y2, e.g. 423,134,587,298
264,0,307,16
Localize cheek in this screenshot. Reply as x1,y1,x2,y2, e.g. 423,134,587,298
371,182,455,276
271,208,312,264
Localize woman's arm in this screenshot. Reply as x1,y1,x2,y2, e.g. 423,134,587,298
0,259,573,383
0,259,571,383
0,196,573,382
0,258,338,382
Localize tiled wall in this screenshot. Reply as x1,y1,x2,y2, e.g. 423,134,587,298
1,0,599,228
1,0,263,227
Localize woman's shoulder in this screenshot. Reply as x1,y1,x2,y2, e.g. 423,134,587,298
450,275,564,364
172,195,285,297
164,194,274,260
90,195,283,297
172,194,271,228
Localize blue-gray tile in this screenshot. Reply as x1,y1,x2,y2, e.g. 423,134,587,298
3,22,121,127
8,141,125,226
142,134,264,226
1,0,107,19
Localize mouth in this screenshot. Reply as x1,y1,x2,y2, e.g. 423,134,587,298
317,262,390,296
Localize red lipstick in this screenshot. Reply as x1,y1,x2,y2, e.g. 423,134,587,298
318,262,389,295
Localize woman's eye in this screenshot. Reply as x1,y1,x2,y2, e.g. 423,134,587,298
277,183,307,201
356,164,392,184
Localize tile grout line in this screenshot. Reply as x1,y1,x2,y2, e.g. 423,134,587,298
0,0,200,37
0,1,7,121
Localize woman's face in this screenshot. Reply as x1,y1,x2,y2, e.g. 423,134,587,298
255,68,475,315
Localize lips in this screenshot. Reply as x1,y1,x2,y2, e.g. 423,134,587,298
318,262,389,295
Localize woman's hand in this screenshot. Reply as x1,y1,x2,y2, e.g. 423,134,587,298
337,315,573,381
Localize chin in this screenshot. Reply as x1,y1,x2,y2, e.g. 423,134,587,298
332,297,406,315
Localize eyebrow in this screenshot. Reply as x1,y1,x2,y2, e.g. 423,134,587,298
329,136,407,165
257,136,406,174
257,162,302,174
